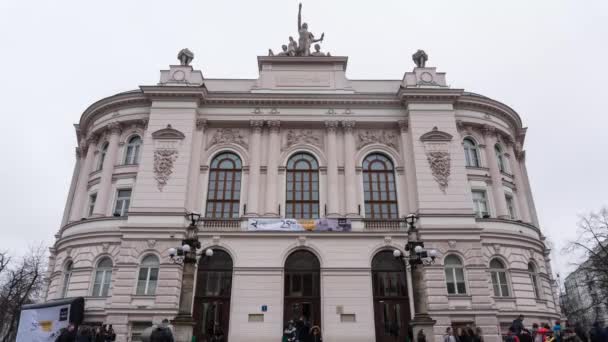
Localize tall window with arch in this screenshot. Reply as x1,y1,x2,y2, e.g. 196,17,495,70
495,144,506,172
124,135,142,165
286,153,319,219
489,258,510,297
92,257,113,297
61,261,73,298
444,255,466,295
206,153,242,218
363,153,398,219
136,255,160,295
97,142,109,171
463,138,481,167
528,262,541,299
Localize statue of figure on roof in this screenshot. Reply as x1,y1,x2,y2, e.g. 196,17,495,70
412,49,428,68
177,48,194,66
297,3,324,56
288,36,298,56
311,44,326,56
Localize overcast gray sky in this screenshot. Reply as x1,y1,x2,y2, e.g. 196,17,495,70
1,0,606,277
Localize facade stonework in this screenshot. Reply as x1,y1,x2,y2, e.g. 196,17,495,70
47,53,560,342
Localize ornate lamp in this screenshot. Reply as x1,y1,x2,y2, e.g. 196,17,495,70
168,212,213,264
394,213,437,268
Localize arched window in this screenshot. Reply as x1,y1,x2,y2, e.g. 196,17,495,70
528,262,541,299
61,261,73,298
490,258,510,297
136,255,159,295
205,153,242,219
463,138,480,167
97,142,109,171
495,144,506,172
286,153,319,219
124,135,142,165
444,255,466,295
363,154,398,219
284,250,321,327
92,257,113,297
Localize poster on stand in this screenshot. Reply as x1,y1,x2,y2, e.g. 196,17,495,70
15,297,84,342
247,218,351,232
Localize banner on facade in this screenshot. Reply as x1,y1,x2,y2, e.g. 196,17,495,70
16,297,84,342
247,218,351,232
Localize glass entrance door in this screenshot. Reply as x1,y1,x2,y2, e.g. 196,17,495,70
283,250,321,336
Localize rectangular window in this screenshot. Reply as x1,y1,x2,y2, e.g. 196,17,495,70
505,194,516,219
113,189,132,217
472,190,489,218
87,193,97,217
130,322,153,342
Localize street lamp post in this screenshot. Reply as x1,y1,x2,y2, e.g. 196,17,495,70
169,213,213,342
394,213,437,342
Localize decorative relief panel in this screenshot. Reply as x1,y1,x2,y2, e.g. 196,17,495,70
420,127,453,193
154,149,178,191
356,130,398,150
283,129,323,150
207,128,248,150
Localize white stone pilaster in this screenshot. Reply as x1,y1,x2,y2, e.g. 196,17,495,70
186,119,206,213
398,119,417,214
325,121,339,216
70,137,97,221
482,126,509,219
264,120,281,216
246,120,264,215
342,121,358,216
93,123,122,216
506,142,532,223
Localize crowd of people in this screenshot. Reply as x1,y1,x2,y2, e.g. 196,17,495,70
55,319,175,342
498,315,608,342
283,316,322,342
444,326,485,342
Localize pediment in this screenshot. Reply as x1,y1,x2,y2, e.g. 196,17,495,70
420,127,453,142
151,124,185,140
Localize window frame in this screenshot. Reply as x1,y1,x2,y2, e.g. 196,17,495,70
92,257,113,297
472,190,489,218
505,194,516,220
528,262,541,300
87,193,97,217
444,255,467,295
205,152,243,219
61,261,73,298
124,135,142,165
136,255,160,296
489,258,510,297
495,144,506,172
362,153,399,219
285,152,320,219
97,142,109,171
463,138,481,168
113,188,132,217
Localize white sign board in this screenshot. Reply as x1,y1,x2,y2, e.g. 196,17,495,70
16,303,70,342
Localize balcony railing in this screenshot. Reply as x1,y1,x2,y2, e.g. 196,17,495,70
363,219,405,231
200,218,242,231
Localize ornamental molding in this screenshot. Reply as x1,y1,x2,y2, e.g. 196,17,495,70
153,148,179,191
267,120,281,133
356,130,398,150
398,120,408,132
196,118,207,131
325,120,339,132
420,127,453,193
151,124,185,140
284,129,323,150
207,128,248,150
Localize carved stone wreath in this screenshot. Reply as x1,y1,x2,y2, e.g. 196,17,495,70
427,151,451,193
154,148,179,191
283,129,323,150
207,128,248,149
356,130,398,150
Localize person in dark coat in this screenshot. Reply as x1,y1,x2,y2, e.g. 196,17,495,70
56,324,77,342
574,323,588,342
589,322,605,342
102,325,115,342
150,319,174,342
310,326,322,342
296,316,311,342
76,326,93,342
512,315,525,336
93,327,104,342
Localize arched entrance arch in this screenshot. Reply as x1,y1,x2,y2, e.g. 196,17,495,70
283,250,321,335
193,249,233,342
372,250,411,342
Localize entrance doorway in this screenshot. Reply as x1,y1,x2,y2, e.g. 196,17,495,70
372,250,411,342
283,250,321,333
193,249,233,342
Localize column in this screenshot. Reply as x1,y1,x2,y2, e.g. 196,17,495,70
69,136,97,221
398,120,417,214
342,121,358,216
174,262,196,342
246,120,264,215
265,120,281,216
482,126,509,219
506,141,532,223
93,123,122,217
410,264,436,339
186,119,206,213
325,121,339,216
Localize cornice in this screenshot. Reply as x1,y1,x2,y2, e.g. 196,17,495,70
455,93,524,136
79,91,150,136
397,87,464,104
200,93,401,107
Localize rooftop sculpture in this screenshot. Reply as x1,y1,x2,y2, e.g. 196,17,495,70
268,3,329,57
177,48,194,66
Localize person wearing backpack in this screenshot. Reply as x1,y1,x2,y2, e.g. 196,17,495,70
506,327,521,342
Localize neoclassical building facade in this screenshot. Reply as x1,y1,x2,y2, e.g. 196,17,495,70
45,51,560,341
